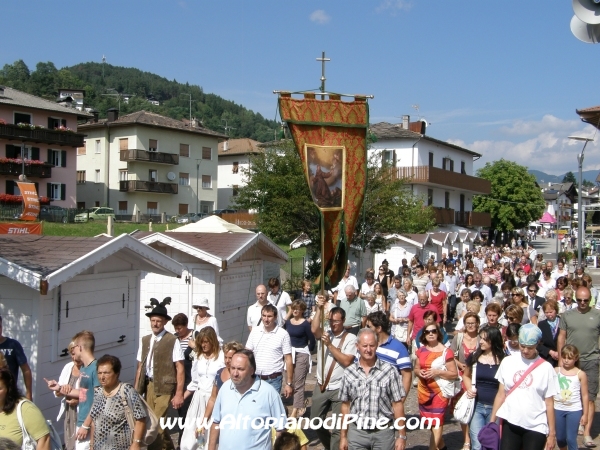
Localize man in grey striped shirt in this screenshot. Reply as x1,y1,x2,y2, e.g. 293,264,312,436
339,328,407,450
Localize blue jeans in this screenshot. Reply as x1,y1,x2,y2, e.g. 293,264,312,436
469,402,494,450
555,409,582,450
264,375,282,394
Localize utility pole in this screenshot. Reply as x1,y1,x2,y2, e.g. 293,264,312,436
196,159,201,214
181,93,193,125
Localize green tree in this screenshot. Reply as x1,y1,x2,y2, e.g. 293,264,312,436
234,140,436,252
473,159,545,231
583,179,594,188
562,171,577,183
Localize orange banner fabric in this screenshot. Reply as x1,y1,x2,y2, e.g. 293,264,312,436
16,182,40,221
279,94,368,287
0,223,42,235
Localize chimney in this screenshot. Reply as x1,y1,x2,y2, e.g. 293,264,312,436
223,140,229,152
107,108,119,123
402,115,410,129
90,109,99,123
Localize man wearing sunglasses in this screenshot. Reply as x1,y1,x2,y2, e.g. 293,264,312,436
525,282,545,313
558,286,600,447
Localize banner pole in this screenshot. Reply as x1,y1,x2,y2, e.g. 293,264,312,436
320,211,326,384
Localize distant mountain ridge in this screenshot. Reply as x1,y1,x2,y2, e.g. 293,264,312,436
529,169,598,185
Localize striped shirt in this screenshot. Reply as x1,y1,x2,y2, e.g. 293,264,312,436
339,358,404,424
245,325,292,376
377,335,412,372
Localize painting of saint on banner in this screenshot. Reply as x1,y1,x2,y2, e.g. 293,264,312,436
304,144,345,211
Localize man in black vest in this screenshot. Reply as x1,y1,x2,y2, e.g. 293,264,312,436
135,298,184,450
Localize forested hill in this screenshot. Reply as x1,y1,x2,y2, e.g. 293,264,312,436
0,60,279,142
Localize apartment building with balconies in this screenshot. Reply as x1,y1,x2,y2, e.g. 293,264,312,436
77,109,227,218
217,138,261,209
370,117,491,230
0,86,92,207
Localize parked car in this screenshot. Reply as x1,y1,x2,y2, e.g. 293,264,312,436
39,205,70,223
176,213,206,224
211,209,237,216
74,207,116,223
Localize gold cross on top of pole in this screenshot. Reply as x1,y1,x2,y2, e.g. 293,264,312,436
316,51,330,94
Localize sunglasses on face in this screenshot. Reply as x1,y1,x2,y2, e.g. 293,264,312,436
528,289,537,293
576,298,591,303
424,329,438,335
507,316,519,322
465,322,478,327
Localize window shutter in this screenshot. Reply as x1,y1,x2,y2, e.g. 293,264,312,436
31,147,40,161
61,151,67,167
34,182,39,194
393,150,397,167
60,184,66,200
6,144,16,159
48,118,54,129
47,183,51,198
47,149,52,164
6,180,14,195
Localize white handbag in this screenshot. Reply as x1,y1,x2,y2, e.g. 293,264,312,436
453,363,477,424
432,348,462,399
16,399,62,450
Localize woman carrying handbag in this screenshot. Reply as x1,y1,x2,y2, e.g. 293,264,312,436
490,323,559,450
462,326,505,450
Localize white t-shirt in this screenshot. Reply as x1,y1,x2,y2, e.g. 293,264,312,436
360,281,375,297
495,355,559,434
334,276,359,301
269,290,292,327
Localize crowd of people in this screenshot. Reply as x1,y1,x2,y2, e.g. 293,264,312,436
1,247,600,450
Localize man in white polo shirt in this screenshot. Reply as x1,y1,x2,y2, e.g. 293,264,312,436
246,304,293,397
247,284,269,331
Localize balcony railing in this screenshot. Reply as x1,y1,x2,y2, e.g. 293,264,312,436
0,161,53,178
455,211,492,227
0,123,85,147
433,207,455,225
395,165,491,194
119,180,178,194
120,149,179,165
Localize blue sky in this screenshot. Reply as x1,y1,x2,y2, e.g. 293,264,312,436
4,1,600,175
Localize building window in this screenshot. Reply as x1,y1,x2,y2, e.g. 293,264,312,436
232,161,239,174
119,169,128,181
77,170,86,184
149,169,157,182
232,185,239,197
382,150,394,165
48,117,66,129
48,149,66,167
428,152,434,167
119,138,129,151
443,158,454,171
179,172,189,186
47,183,65,201
445,191,450,209
95,201,100,207
202,147,212,160
77,146,86,155
178,204,188,215
77,202,86,210
427,189,433,206
180,144,190,157
118,201,128,215
202,175,212,188
95,140,101,154
147,202,158,215
461,161,466,174
95,169,100,183
14,112,31,125
200,201,213,214
149,139,158,152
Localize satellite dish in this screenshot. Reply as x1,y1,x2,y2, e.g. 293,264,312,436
167,172,176,181
571,15,600,43
573,0,600,25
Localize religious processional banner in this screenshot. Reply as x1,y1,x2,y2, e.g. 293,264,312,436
278,92,368,287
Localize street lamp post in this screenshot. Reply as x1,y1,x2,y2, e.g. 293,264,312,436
196,159,201,214
569,135,594,268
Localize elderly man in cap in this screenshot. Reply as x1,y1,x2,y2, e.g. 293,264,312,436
135,298,185,450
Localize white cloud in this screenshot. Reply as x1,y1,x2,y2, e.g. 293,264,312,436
310,10,330,25
376,0,412,14
449,117,600,175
